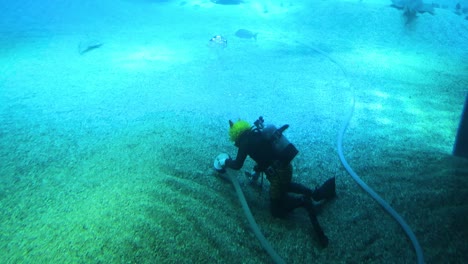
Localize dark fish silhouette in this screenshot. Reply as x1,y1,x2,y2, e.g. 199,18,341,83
235,29,258,40
390,0,434,24
390,0,435,14
78,41,103,55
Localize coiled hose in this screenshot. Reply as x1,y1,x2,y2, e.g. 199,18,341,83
304,43,426,264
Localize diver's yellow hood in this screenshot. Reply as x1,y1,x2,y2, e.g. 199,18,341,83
229,120,251,142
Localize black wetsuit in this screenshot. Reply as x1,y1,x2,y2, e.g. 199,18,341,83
225,129,330,247
225,129,274,171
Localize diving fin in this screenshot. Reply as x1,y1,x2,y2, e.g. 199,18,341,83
312,177,336,201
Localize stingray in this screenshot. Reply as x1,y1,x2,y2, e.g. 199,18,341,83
390,0,435,14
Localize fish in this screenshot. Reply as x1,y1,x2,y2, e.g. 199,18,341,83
390,0,435,14
208,35,227,48
78,41,103,55
211,0,242,5
235,29,258,40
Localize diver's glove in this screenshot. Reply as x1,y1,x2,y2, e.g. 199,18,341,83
245,171,260,182
213,153,230,173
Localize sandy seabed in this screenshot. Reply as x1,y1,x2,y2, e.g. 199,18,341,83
1,1,467,263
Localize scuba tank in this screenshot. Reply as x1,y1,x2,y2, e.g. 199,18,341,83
253,116,299,164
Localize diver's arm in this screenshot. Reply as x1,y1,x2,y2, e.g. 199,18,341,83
225,147,248,170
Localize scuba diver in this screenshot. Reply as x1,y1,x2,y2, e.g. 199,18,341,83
216,116,336,248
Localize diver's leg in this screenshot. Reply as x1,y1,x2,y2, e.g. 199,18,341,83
271,195,307,217
267,163,292,200
288,182,314,196
272,195,329,248
268,163,293,217
269,164,329,247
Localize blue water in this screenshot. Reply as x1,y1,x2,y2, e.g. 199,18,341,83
1,0,467,263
